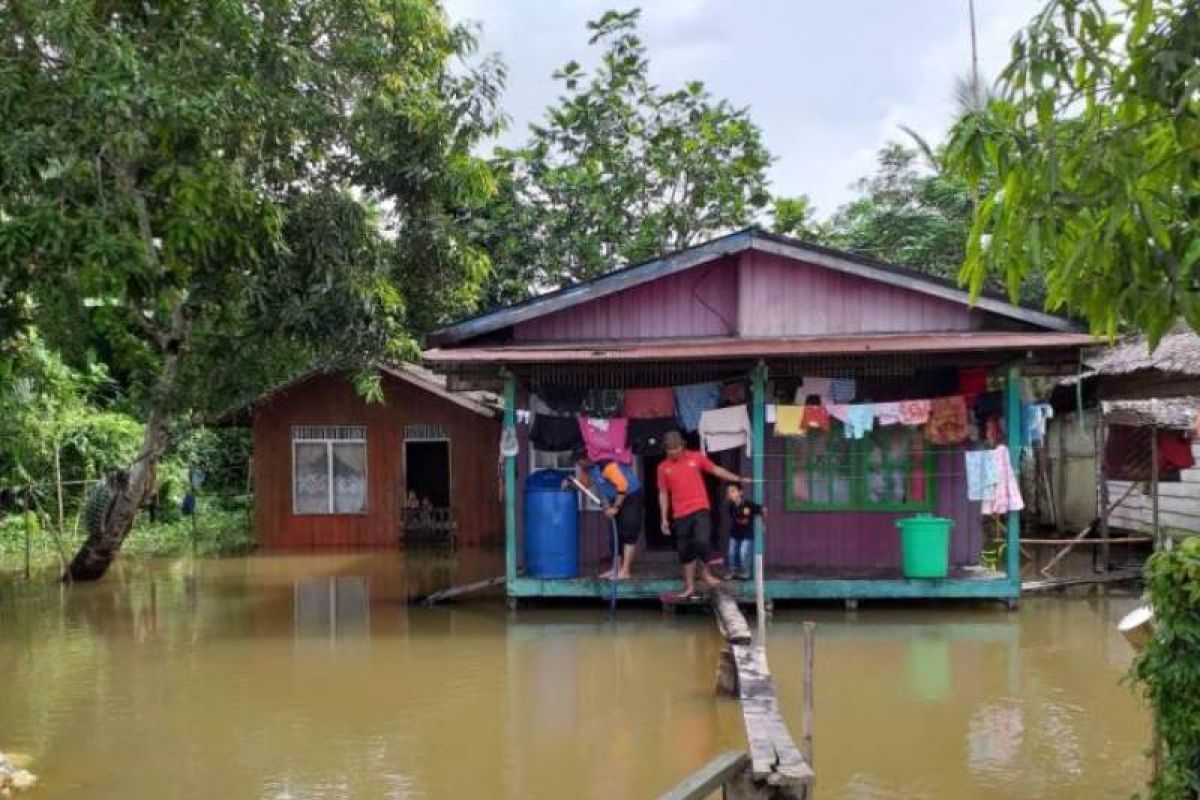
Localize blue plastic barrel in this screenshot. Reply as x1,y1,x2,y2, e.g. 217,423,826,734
524,469,579,579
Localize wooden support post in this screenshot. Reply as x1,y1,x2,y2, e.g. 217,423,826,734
503,371,518,586
755,554,766,646
717,646,738,697
1151,423,1161,552
751,361,766,568
1097,413,1111,572
1005,365,1022,589
802,622,815,769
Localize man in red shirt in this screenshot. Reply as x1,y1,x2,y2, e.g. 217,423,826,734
657,431,750,598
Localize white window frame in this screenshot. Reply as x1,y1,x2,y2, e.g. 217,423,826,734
291,425,368,515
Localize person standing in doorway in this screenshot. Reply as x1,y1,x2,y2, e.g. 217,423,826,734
724,482,764,580
567,450,644,580
657,431,749,598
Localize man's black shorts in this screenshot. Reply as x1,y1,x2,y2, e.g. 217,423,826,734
610,491,643,547
672,510,713,564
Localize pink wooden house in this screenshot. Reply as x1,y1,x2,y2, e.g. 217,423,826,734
424,229,1092,605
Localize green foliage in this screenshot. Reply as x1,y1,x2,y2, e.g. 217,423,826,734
769,195,826,241
1131,537,1200,799
0,0,503,417
469,9,772,303
945,0,1200,342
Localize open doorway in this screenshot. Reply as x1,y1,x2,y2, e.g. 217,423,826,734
404,439,450,509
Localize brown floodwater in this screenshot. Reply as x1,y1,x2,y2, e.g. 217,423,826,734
0,550,1151,799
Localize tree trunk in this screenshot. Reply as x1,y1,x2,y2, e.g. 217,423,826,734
63,404,171,582
63,305,188,582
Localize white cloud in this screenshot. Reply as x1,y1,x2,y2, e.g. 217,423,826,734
444,0,1045,217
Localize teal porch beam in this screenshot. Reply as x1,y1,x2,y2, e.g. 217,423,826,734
503,371,517,586
1005,364,1022,591
507,576,1018,600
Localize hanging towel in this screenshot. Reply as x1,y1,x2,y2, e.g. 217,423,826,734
982,445,1024,515
964,450,1000,501
766,404,777,424
898,399,931,425
795,377,833,405
802,405,831,432
958,367,989,395
844,405,876,439
925,396,969,445
674,382,722,432
830,378,857,403
1022,403,1054,447
825,403,852,423
500,426,519,458
774,405,806,437
624,387,676,419
873,402,903,426
628,417,677,456
699,405,753,455
579,416,632,464
529,414,583,452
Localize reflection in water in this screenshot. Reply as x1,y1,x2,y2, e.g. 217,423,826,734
0,551,1151,800
293,576,370,639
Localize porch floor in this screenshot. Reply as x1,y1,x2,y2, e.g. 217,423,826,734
509,553,1013,601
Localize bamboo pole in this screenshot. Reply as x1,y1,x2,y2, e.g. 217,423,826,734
802,621,815,768
1151,425,1160,552
1097,414,1111,572
754,553,765,646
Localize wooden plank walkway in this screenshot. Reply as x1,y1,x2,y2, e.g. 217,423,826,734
711,588,814,799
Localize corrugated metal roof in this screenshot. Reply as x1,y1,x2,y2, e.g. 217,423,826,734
426,228,1083,347
424,331,1096,365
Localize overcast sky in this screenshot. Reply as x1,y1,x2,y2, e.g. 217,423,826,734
442,0,1044,216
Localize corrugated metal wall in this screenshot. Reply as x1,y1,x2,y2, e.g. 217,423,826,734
737,250,973,337
513,257,739,342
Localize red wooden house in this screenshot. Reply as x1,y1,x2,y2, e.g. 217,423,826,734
423,229,1094,604
231,363,503,548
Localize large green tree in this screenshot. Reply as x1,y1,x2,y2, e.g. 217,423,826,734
468,9,773,303
0,0,501,580
946,0,1200,340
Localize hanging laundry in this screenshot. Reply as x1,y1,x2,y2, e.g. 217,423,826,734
774,405,806,437
844,405,876,440
766,404,777,424
582,388,624,418
1022,404,1054,447
958,367,989,395
1158,431,1196,471
794,376,833,405
973,392,1004,426
699,405,753,455
720,382,749,406
535,385,587,414
825,403,851,423
624,387,676,419
982,445,1024,515
515,409,532,425
578,416,632,463
802,405,831,432
500,426,519,458
873,402,903,426
529,414,583,452
830,378,857,403
674,382,722,432
899,399,931,425
964,450,1000,501
628,417,677,456
925,396,969,445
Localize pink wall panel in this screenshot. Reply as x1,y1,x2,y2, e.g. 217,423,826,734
761,438,982,570
513,257,739,341
737,251,972,337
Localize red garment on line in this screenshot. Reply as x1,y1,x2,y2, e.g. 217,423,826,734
623,387,676,419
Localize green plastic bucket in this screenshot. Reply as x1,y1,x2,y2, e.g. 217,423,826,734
895,514,953,578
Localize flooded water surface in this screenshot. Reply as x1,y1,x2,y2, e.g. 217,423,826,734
0,552,1150,799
